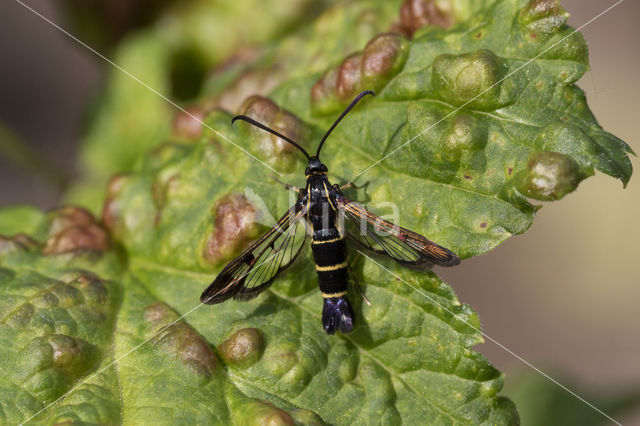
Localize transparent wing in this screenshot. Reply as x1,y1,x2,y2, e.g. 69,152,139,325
200,203,307,304
338,196,459,267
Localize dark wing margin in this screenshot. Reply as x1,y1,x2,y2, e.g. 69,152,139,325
200,202,308,304
337,196,459,267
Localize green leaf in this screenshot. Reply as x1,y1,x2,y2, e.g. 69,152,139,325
0,209,121,424
0,205,45,236
1,0,633,424
0,206,516,424
0,227,514,423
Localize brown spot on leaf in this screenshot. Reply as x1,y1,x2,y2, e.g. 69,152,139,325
44,207,109,255
311,33,408,114
398,0,451,37
74,273,109,305
245,400,295,426
507,167,514,176
145,302,218,378
480,222,487,229
144,302,177,328
203,193,259,265
388,22,412,39
0,234,39,254
336,53,363,100
219,67,282,114
463,174,472,181
516,151,583,201
8,303,34,327
46,334,95,376
522,0,564,19
242,95,279,124
219,328,265,368
362,33,409,85
239,96,309,164
101,174,129,235
17,335,95,398
519,0,568,39
12,234,39,249
160,323,218,377
172,106,205,141
51,335,84,367
311,68,339,113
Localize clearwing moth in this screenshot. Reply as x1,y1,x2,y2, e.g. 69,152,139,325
201,91,460,334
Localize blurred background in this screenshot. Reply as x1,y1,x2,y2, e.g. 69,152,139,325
0,0,638,424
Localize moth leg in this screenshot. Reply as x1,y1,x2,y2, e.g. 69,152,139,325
271,174,300,192
347,261,372,307
339,181,369,191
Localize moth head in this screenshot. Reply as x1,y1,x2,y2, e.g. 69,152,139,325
305,157,328,175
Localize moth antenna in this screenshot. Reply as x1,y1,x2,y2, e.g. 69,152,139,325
232,115,311,160
315,90,375,158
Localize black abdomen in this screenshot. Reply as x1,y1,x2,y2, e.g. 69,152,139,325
312,227,348,296
312,226,354,334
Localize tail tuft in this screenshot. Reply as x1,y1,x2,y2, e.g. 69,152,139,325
322,296,354,334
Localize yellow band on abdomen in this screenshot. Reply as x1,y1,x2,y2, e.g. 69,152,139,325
315,262,348,272
312,237,342,245
322,291,347,298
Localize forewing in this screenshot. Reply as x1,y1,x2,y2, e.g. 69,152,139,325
200,203,308,304
338,196,459,267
